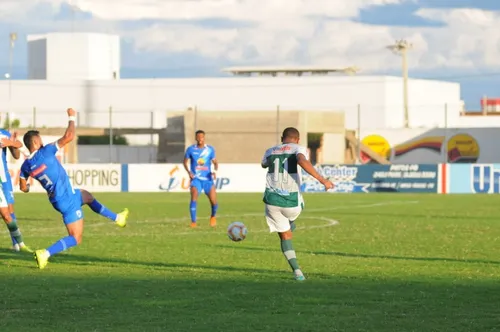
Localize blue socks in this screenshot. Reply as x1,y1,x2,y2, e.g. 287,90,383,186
10,213,17,245
88,199,117,221
190,201,197,222
47,235,78,256
211,203,218,217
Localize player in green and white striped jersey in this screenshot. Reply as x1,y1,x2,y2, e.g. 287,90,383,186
261,127,334,280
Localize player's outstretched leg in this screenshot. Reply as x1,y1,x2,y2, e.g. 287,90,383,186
189,185,199,228
207,184,218,227
34,219,83,270
1,208,31,253
10,211,20,251
279,231,305,281
80,189,128,227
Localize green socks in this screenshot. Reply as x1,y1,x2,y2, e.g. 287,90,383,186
6,220,24,244
280,239,300,271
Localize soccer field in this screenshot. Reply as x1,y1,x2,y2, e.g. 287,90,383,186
1,193,499,331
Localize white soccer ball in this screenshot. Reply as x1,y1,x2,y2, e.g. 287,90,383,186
227,221,248,242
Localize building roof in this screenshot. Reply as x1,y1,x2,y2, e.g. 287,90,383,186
222,66,360,76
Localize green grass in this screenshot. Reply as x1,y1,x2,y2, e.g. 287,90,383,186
1,193,500,332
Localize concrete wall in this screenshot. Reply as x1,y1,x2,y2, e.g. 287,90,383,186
383,77,462,129
0,75,461,132
183,110,345,163
77,145,157,163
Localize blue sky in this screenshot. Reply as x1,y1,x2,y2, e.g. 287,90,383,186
0,0,499,109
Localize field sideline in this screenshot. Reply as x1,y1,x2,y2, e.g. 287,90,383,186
1,193,499,331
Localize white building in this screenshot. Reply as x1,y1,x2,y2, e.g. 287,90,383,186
0,32,465,146
27,32,120,80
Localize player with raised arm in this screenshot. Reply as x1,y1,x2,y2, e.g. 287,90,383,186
261,127,334,281
0,129,29,251
183,130,218,228
19,108,129,269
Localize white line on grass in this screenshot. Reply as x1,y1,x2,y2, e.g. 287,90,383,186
26,200,419,236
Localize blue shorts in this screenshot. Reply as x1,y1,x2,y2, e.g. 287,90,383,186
190,178,214,194
1,180,14,205
51,189,84,225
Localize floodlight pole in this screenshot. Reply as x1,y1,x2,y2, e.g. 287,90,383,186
387,40,412,128
8,32,17,130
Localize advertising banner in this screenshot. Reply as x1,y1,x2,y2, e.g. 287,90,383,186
8,164,123,193
127,164,267,193
301,164,438,193
448,164,500,194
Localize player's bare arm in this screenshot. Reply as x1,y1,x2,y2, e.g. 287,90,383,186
183,157,194,179
4,132,22,159
211,158,218,179
19,178,30,193
57,108,77,148
297,153,334,190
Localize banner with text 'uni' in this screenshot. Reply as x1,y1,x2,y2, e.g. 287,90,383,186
301,164,438,193
448,164,500,194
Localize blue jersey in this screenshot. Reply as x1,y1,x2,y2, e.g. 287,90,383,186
20,142,74,203
0,129,12,183
184,144,216,181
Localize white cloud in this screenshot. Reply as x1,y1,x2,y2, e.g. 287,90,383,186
1,1,500,73
70,0,404,21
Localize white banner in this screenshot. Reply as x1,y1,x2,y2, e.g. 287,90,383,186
128,164,268,193
8,164,122,193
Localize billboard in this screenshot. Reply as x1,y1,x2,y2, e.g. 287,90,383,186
448,164,500,194
301,164,439,193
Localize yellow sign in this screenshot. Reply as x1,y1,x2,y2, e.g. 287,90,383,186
446,133,479,163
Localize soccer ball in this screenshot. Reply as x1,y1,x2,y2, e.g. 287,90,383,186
227,221,248,242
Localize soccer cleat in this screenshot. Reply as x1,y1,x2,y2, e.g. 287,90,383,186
115,208,129,228
12,244,20,252
190,222,197,228
19,244,33,253
209,216,216,227
34,249,50,270
294,270,306,281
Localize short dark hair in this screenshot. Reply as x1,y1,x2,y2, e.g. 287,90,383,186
23,130,40,150
195,130,205,136
282,127,300,140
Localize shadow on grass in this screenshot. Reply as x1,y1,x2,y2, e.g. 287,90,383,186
0,248,310,278
1,272,500,332
211,245,500,265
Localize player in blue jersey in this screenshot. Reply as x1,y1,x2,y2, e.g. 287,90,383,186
19,108,129,269
183,130,218,228
0,129,24,250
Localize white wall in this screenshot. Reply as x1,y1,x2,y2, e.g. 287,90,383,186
0,75,463,145
383,77,462,129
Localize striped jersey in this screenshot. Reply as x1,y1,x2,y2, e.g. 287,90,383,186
0,129,12,183
261,143,308,208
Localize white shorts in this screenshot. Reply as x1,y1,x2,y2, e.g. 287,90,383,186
265,204,302,233
0,187,7,208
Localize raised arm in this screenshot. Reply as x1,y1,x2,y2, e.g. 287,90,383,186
19,163,30,193
57,108,77,149
296,153,334,190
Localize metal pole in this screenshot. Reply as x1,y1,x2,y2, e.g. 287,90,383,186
357,104,361,162
402,47,409,128
150,110,154,162
444,103,448,163
194,105,198,132
32,107,36,128
109,106,113,163
276,105,280,144
8,33,16,130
